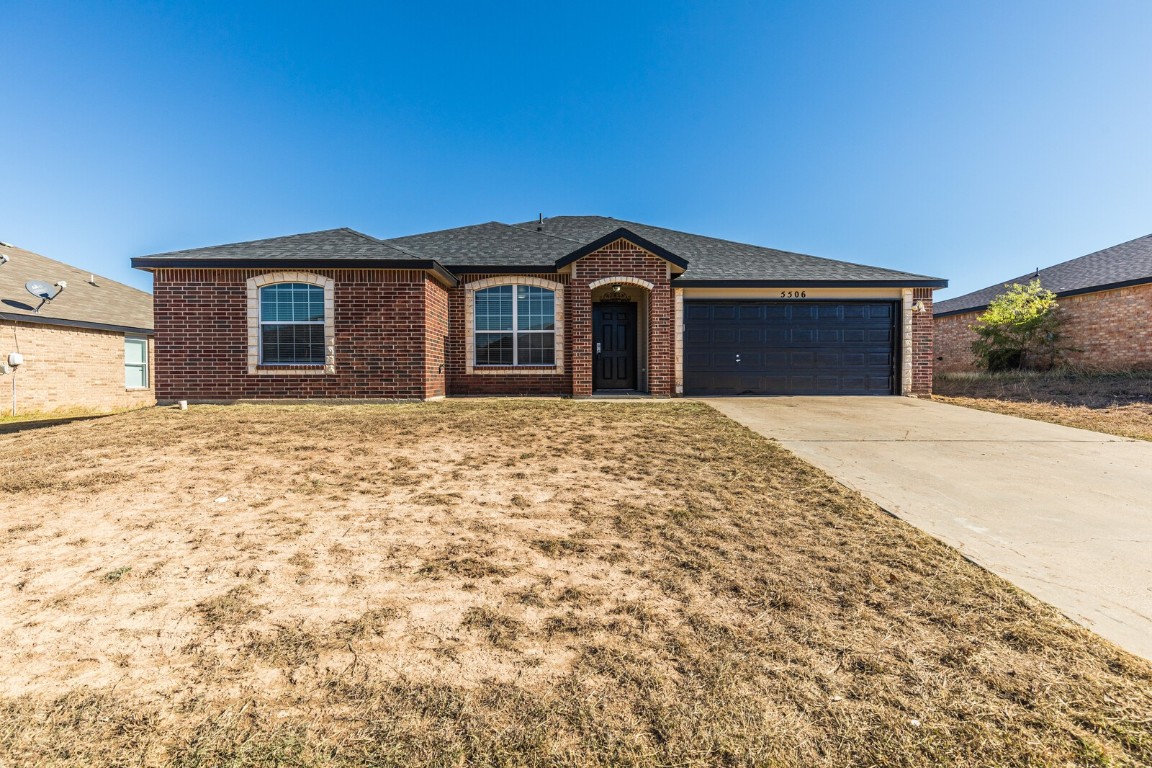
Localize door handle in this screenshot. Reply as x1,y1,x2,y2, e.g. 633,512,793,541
735,353,741,364
596,342,602,354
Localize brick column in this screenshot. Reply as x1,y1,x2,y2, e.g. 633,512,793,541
911,288,935,396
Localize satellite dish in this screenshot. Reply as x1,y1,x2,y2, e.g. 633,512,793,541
25,279,66,313
26,280,55,299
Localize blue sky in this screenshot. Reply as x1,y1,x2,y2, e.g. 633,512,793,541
3,1,1151,298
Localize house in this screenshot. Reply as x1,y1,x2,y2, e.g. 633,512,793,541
935,233,1152,372
0,242,154,415
131,217,946,401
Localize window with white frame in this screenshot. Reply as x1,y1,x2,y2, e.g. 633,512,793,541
259,283,325,364
124,337,148,388
474,284,556,366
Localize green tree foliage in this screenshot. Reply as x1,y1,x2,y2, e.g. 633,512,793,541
971,280,1067,371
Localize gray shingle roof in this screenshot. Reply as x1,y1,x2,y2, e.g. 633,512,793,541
935,233,1152,316
136,227,418,262
0,243,153,332
387,222,574,266
133,217,946,287
505,216,943,283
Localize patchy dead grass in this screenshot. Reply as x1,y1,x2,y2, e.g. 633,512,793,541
0,400,1150,766
935,369,1152,440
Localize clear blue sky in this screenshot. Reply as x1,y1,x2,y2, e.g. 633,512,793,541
3,1,1151,298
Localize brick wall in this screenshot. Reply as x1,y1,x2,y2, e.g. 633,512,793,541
153,268,437,401
934,281,1152,373
0,321,155,415
424,278,449,399
570,240,675,397
446,273,572,396
911,288,934,395
934,311,980,373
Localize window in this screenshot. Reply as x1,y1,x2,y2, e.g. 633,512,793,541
474,284,555,366
124,337,148,388
260,283,325,365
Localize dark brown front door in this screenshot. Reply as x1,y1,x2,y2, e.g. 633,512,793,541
593,303,637,390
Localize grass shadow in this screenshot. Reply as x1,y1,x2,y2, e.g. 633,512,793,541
0,413,117,436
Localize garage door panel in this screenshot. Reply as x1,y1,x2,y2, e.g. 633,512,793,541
684,300,898,395
869,304,893,319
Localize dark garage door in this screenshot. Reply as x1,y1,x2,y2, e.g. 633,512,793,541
684,300,898,395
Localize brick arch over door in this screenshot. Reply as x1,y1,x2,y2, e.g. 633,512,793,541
587,276,655,292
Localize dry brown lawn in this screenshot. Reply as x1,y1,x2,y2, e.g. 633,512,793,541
934,370,1152,441
1,400,1150,767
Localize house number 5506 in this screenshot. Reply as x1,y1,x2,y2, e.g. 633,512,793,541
780,290,807,298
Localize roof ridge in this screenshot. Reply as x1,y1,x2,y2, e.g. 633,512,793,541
501,220,586,244
937,230,1152,310
342,227,428,258
609,218,937,278
1031,231,1152,273
139,228,363,259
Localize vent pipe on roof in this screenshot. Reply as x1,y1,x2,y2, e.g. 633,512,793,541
537,213,543,232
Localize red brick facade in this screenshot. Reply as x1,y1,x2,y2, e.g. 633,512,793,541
934,281,1152,373
911,288,934,395
152,268,442,401
447,273,572,396
151,240,681,401
569,240,675,397
150,240,938,400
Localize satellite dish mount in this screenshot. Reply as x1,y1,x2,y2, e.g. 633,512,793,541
26,279,67,313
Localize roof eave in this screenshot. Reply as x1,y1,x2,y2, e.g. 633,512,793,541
446,264,558,275
674,278,949,289
131,257,460,288
0,313,153,335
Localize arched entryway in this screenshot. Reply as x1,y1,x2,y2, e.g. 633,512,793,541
589,277,653,393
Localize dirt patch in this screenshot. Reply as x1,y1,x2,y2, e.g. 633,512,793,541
1,400,1150,766
935,370,1152,440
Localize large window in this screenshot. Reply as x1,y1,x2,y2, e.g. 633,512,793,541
474,284,556,366
124,337,148,388
260,283,325,365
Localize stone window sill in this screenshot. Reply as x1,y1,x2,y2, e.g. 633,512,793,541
471,366,559,376
255,365,332,377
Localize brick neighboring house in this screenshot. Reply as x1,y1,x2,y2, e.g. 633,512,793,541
935,233,1152,373
0,243,154,415
131,217,947,402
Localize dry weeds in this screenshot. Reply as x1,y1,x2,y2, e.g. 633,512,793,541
935,369,1152,440
0,400,1149,766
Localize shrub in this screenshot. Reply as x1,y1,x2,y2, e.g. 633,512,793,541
970,280,1069,371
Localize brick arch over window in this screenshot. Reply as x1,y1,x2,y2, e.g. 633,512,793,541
464,275,565,375
246,272,336,375
587,276,655,292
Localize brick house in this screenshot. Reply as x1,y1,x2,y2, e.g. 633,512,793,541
0,242,154,415
131,217,946,401
935,232,1152,372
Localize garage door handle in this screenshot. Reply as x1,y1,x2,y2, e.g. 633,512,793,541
735,354,741,363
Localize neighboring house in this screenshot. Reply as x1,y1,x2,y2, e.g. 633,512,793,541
0,242,154,415
131,217,946,401
935,233,1152,372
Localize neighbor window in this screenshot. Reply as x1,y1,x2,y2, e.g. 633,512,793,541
124,337,148,388
260,283,325,364
474,284,555,366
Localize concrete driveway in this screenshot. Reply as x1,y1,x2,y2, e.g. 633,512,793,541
701,396,1152,661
